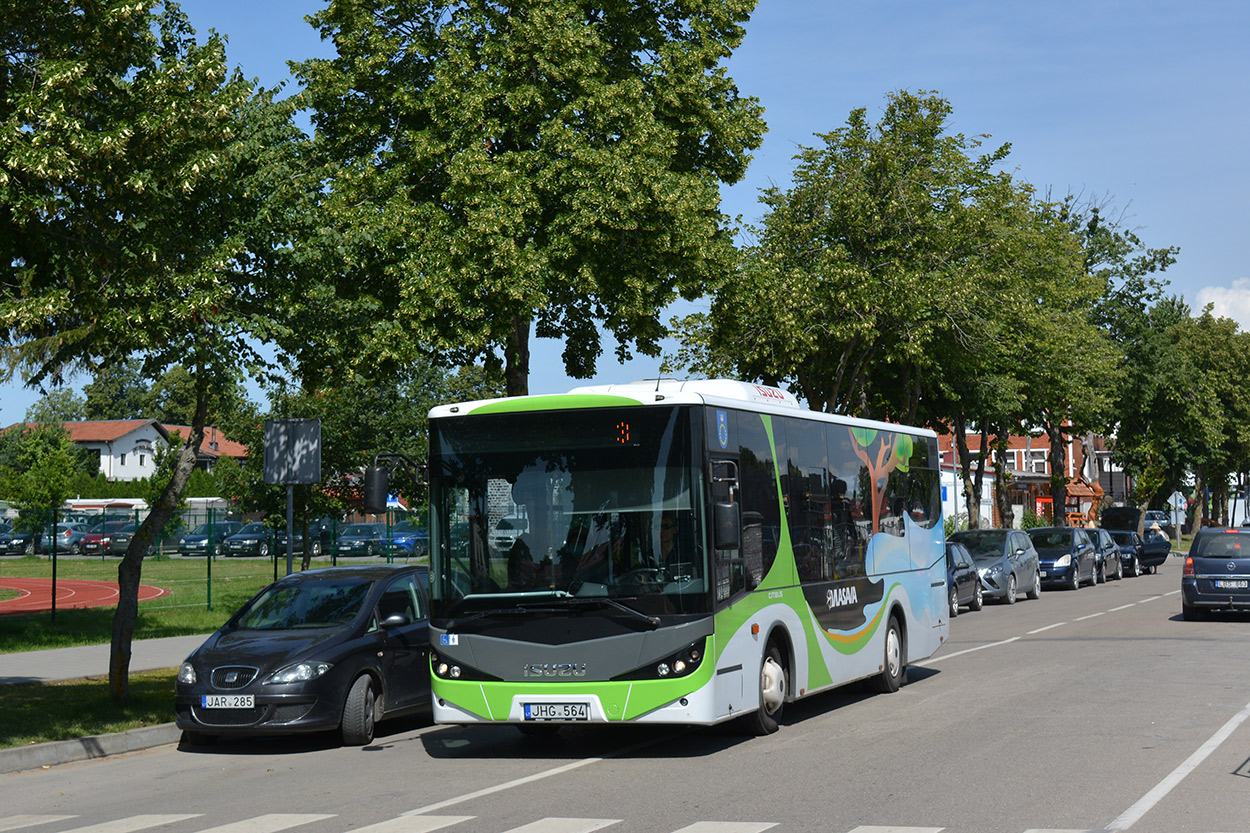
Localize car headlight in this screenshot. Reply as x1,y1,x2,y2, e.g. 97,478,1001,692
1054,554,1072,568
265,661,332,684
178,662,197,684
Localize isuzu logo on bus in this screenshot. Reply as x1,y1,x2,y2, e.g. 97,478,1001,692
523,662,587,677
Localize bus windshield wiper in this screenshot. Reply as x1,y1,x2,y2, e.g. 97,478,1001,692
560,597,661,629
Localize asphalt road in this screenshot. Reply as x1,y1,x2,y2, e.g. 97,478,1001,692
4,555,1249,833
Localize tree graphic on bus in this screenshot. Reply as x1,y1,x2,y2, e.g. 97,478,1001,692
849,427,913,535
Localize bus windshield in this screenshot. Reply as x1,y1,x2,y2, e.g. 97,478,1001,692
430,405,708,618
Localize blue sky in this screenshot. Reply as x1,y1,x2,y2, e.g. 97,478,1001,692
4,0,1246,423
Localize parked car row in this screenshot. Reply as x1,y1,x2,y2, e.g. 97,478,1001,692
946,522,1173,617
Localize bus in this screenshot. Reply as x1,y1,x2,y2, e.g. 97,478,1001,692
417,379,948,735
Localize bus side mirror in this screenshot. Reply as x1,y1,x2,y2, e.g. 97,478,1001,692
363,466,389,515
714,502,740,550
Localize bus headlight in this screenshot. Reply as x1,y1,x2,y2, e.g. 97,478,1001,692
613,638,708,681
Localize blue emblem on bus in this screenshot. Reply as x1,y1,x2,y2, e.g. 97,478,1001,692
716,410,729,449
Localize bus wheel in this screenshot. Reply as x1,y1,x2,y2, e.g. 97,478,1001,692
870,614,906,694
746,642,787,736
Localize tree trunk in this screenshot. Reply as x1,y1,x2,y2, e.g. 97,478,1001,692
1043,414,1068,527
504,315,530,397
992,438,1015,529
109,389,207,703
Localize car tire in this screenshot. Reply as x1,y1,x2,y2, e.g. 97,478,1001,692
1069,567,1080,591
1182,602,1204,622
745,641,787,735
311,541,322,557
1113,559,1123,580
258,542,270,559
949,586,959,618
1027,571,1042,600
341,675,377,745
1095,561,1106,584
970,583,983,611
1003,574,1017,605
70,541,83,555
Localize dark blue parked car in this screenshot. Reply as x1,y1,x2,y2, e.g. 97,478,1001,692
945,540,982,616
1182,527,1250,620
1028,526,1097,590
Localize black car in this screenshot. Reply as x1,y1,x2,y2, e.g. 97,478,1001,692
335,522,389,557
1090,527,1123,582
274,524,325,557
946,541,982,615
1109,530,1147,577
177,521,243,556
175,565,430,745
1181,527,1250,620
222,522,275,557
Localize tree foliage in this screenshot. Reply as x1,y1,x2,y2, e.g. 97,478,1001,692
0,0,307,700
291,0,766,395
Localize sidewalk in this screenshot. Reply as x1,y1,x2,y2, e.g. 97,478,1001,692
1,633,211,774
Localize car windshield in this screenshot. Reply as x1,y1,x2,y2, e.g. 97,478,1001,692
393,521,420,533
1110,532,1134,545
341,524,375,536
238,523,267,534
1029,530,1073,553
950,531,1006,559
232,580,373,629
1191,534,1248,558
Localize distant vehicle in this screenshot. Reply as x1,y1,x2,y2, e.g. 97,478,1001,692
1144,510,1172,530
1029,526,1098,590
489,516,527,552
946,541,982,615
222,522,275,558
1181,527,1250,620
3,527,36,554
37,522,92,555
387,520,428,557
949,528,1041,604
1090,527,1123,582
274,525,325,557
175,565,431,745
178,521,243,556
1109,530,1147,577
82,521,129,555
108,522,155,556
336,523,389,557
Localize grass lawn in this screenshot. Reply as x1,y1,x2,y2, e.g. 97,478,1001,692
0,668,177,749
0,553,321,653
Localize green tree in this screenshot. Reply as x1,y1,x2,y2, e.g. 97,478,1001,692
0,424,93,534
0,1,308,700
291,0,765,395
83,359,149,420
25,387,87,423
676,91,1015,423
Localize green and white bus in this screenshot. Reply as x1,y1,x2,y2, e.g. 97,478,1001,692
423,379,949,734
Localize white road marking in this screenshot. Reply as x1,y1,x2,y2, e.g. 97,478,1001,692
671,825,778,833
0,819,78,833
1108,604,1136,612
914,637,1020,665
52,816,202,833
505,820,620,833
194,815,334,833
1074,612,1105,621
350,816,474,833
405,758,606,815
1105,697,1250,830
1028,623,1066,634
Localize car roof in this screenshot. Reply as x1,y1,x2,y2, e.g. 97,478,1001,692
275,564,427,583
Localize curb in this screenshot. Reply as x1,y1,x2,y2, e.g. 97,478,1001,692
0,723,182,774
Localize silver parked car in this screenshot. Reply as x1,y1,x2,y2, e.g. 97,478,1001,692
948,528,1042,604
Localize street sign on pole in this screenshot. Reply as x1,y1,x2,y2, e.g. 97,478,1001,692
263,419,322,575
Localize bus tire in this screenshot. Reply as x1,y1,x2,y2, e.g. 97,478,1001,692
746,641,787,736
869,614,906,694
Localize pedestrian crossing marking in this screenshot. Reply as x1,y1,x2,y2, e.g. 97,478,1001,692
504,820,620,833
0,819,78,833
351,816,475,833
1022,829,1099,833
50,816,203,833
673,824,779,833
847,827,943,833
193,815,335,833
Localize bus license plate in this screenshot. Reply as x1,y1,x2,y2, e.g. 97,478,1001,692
523,703,588,721
202,694,254,708
1215,579,1248,589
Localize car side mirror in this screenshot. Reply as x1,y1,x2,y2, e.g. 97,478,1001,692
381,613,411,628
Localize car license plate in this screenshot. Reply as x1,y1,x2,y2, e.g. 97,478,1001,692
1039,570,1047,578
523,703,589,721
1215,579,1248,589
201,694,254,708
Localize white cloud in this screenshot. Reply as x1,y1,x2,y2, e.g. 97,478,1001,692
1195,278,1250,329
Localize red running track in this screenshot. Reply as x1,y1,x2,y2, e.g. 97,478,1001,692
0,577,168,615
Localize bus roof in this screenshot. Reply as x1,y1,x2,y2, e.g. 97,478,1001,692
428,379,936,438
